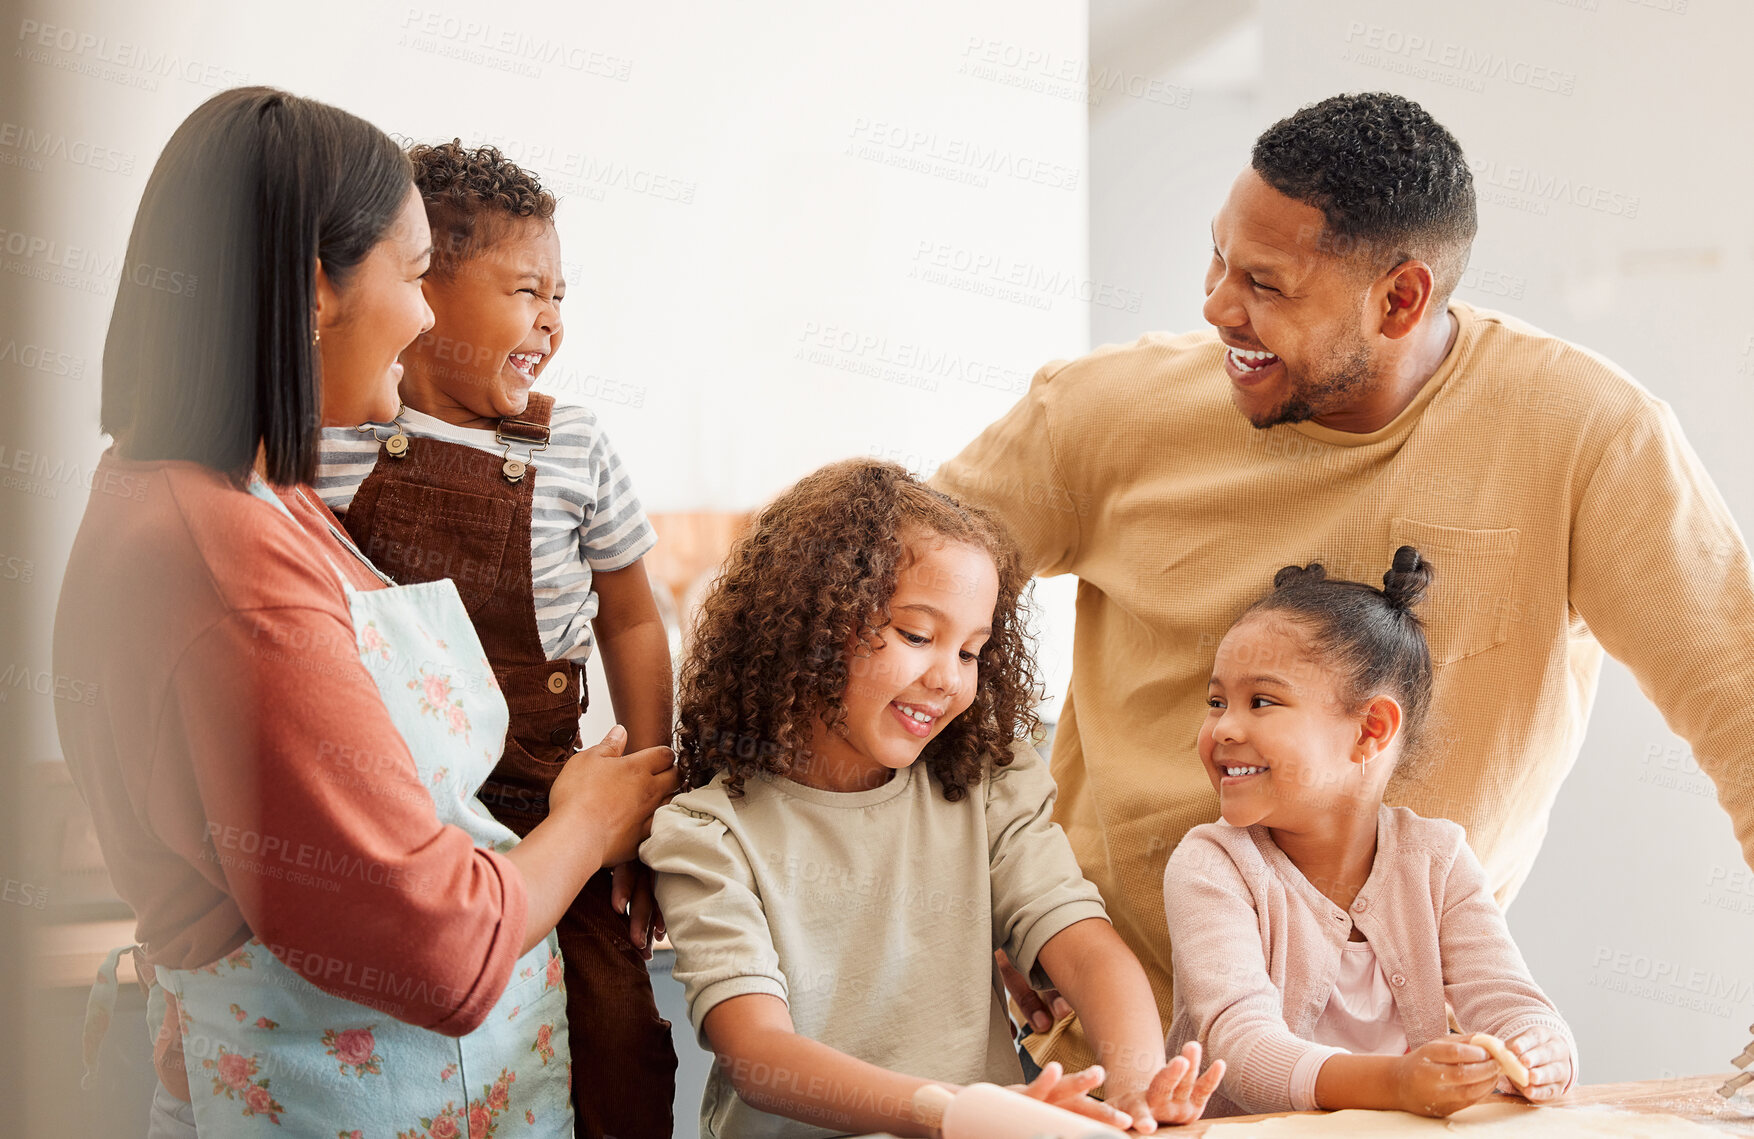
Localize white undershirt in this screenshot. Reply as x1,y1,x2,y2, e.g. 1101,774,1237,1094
1288,938,1411,1110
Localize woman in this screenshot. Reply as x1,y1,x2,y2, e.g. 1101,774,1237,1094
53,87,678,1136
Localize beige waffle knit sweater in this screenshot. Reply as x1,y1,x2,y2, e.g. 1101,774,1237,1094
930,301,1754,1067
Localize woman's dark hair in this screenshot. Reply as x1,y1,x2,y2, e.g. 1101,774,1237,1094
102,86,413,484
1245,545,1436,761
407,140,557,278
676,459,1039,801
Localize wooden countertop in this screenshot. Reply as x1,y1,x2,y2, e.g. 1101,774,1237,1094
1187,1076,1754,1135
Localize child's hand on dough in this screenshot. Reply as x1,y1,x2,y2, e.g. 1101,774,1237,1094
1107,1041,1226,1131
1392,1039,1502,1117
1495,1025,1572,1102
1007,1061,1134,1131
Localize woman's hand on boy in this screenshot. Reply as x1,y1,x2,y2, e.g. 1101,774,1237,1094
995,948,1074,1036
548,724,679,866
1392,1039,1502,1117
1493,1025,1572,1102
1008,1061,1134,1130
1108,1041,1226,1131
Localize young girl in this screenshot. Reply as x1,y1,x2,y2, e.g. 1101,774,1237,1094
643,459,1224,1139
1164,547,1577,1118
315,142,677,1138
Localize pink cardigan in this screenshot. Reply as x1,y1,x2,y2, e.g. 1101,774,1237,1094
1163,806,1576,1117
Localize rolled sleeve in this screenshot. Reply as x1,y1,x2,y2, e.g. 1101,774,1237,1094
580,428,658,572
986,743,1110,985
643,801,788,1045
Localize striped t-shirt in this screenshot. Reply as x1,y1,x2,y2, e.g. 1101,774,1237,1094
316,403,657,664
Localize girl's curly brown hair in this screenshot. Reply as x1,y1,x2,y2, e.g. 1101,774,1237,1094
677,459,1040,802
406,139,557,276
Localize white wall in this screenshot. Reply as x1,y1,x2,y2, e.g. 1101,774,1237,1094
4,3,1091,1131
3,0,1091,757
1088,0,1754,1083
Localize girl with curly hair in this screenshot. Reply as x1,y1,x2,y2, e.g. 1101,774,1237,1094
1164,549,1575,1119
644,458,1224,1138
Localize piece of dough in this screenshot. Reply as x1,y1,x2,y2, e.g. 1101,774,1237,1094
1203,1101,1732,1135
1468,1033,1531,1089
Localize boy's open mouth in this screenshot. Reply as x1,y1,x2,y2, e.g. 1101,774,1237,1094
508,351,544,381
1220,764,1268,781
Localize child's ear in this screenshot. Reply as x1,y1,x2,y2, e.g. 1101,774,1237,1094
1353,694,1403,765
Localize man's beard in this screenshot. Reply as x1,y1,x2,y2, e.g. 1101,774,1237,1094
1249,335,1374,429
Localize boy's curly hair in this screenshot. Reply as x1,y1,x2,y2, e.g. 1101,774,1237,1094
406,139,557,276
677,459,1040,802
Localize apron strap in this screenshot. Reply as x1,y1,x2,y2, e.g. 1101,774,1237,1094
81,943,142,1088
245,476,394,589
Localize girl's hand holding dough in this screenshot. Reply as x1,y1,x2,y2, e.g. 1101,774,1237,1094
1471,1026,1573,1102
1391,1039,1503,1117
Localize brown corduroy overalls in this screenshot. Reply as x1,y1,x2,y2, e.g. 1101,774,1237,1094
339,393,677,1138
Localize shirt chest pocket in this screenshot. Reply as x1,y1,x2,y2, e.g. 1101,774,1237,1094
1388,517,1521,666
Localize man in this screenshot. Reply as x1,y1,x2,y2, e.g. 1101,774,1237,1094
931,91,1754,1071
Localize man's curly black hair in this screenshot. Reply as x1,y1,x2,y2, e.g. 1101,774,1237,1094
676,458,1041,802
406,140,557,276
1252,92,1476,300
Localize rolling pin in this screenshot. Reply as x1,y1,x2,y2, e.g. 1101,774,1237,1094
911,1083,1128,1138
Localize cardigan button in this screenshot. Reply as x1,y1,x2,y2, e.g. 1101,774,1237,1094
1391,973,1407,987
1352,897,1370,913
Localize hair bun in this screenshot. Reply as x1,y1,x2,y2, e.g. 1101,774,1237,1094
1273,562,1328,590
1381,545,1434,610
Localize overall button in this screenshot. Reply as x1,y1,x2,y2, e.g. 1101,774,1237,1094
548,725,576,746
546,671,569,694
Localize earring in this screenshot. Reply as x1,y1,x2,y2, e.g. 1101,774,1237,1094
312,326,322,345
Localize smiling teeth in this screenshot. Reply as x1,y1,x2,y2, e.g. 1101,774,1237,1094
1228,347,1278,365
898,704,933,723
1223,765,1266,777
509,352,541,373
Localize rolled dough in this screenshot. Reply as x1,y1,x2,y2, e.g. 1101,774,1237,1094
1469,1033,1531,1089
1202,1101,1731,1135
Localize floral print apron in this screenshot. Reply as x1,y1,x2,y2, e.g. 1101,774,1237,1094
87,478,574,1137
